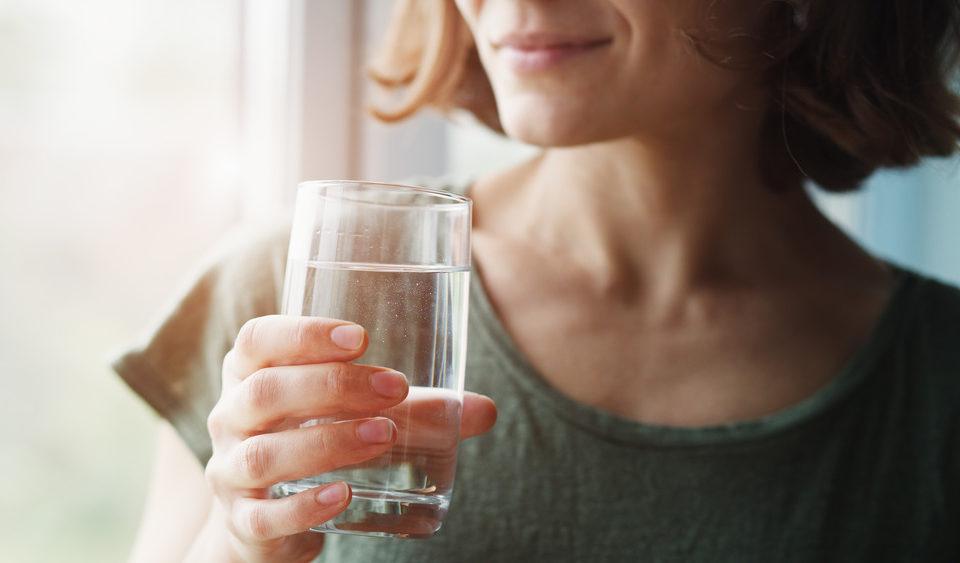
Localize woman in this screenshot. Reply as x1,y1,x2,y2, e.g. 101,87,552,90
116,0,960,561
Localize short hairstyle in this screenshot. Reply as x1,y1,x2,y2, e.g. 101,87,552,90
368,0,960,192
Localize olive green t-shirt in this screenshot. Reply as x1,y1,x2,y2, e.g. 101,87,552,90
114,181,960,562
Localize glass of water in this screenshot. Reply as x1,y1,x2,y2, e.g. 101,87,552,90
272,180,471,539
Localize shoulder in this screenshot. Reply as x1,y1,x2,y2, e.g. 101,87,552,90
152,218,293,332
902,272,960,503
907,271,960,365
916,272,960,322
112,219,291,463
206,219,291,310
401,174,474,196
895,268,960,409
201,176,468,310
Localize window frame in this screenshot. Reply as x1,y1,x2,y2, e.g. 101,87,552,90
238,0,448,220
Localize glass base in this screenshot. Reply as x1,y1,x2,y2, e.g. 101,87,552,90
272,482,449,539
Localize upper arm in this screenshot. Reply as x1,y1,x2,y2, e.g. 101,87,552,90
127,421,213,563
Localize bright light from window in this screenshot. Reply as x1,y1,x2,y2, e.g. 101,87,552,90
0,2,240,561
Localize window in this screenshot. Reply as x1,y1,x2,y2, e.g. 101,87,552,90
813,161,960,284
0,1,240,560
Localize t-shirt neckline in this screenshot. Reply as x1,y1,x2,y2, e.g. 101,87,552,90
467,238,918,449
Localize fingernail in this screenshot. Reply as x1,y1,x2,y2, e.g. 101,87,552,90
316,482,348,506
370,370,407,398
330,324,364,350
357,418,394,444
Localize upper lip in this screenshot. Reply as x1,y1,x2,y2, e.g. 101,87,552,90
491,32,612,50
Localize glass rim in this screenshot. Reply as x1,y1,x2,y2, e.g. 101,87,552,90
297,179,472,209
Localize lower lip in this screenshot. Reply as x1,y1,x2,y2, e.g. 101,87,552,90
497,41,610,73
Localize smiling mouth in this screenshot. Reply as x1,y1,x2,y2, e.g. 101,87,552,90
492,35,613,72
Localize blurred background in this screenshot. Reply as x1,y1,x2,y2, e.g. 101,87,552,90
1,1,957,561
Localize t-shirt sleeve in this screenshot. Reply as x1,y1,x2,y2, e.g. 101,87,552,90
112,223,290,466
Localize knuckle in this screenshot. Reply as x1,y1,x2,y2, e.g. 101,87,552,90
221,349,239,377
203,457,223,489
319,363,349,396
236,436,272,483
309,426,334,458
237,502,272,541
235,316,268,355
242,369,283,412
206,404,225,440
204,455,237,501
294,317,326,350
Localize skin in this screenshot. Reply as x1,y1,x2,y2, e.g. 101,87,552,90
131,0,894,561
130,317,497,563
458,0,893,425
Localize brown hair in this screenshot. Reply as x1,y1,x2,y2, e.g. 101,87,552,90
368,0,960,192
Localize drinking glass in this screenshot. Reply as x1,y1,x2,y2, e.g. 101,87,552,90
271,180,471,539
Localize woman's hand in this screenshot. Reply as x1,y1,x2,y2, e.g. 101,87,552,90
192,315,497,563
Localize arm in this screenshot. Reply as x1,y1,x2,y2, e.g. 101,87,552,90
128,422,213,563
128,316,497,563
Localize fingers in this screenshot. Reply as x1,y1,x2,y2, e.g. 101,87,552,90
206,312,499,551
229,482,440,542
379,390,497,441
333,511,441,538
215,363,409,435
231,482,351,542
370,390,497,450
227,315,369,379
461,392,498,439
210,418,398,489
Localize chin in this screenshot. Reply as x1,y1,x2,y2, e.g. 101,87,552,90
496,96,626,148
497,91,631,147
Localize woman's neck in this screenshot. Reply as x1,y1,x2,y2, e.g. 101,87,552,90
473,120,880,308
